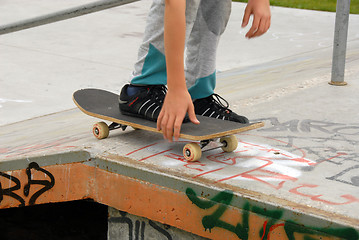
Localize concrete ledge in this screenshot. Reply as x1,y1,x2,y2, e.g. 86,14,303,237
1,109,358,239
0,157,357,239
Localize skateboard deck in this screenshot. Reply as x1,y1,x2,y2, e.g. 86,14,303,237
73,88,264,161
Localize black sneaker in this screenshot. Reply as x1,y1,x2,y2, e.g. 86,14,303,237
119,84,166,122
193,94,249,124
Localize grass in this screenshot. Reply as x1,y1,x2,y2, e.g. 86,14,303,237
234,0,359,14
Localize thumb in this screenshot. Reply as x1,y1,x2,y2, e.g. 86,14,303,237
188,105,200,125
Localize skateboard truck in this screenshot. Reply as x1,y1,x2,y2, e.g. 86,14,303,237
92,121,238,162
109,122,127,131
200,139,231,152
93,121,129,140
183,135,238,162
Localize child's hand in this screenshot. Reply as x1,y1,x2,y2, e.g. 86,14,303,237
157,89,199,142
159,0,199,142
242,0,271,39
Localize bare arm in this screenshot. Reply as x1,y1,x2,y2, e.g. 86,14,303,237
157,0,199,142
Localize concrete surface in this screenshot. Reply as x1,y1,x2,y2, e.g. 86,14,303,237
1,0,359,125
1,1,359,240
1,102,359,239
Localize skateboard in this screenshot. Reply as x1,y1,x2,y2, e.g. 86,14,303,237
73,88,264,161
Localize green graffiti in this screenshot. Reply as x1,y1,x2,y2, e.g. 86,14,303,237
186,188,248,239
251,205,283,239
303,236,318,240
285,220,359,240
186,188,283,239
186,188,359,240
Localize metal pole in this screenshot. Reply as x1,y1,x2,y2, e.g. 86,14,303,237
330,0,351,86
0,0,139,35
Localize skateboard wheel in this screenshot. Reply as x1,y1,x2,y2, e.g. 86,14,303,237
220,135,238,152
93,122,109,139
183,143,202,162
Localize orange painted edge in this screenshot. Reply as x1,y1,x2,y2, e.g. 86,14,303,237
0,162,345,240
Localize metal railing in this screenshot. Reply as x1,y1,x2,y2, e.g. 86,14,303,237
0,0,139,35
330,0,351,86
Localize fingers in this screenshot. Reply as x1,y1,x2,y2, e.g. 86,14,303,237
157,110,164,131
157,111,171,142
173,117,182,141
242,0,271,39
157,111,198,142
245,17,270,39
164,115,175,142
156,90,197,142
242,7,250,28
245,15,260,38
157,111,182,142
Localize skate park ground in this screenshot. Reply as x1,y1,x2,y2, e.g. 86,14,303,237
0,1,359,239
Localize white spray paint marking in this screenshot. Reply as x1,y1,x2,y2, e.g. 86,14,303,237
269,31,333,48
0,98,32,108
209,140,316,183
139,138,316,184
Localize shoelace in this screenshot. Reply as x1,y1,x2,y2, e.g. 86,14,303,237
210,94,232,114
148,85,167,104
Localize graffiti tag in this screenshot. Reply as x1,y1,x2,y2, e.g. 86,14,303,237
0,162,55,207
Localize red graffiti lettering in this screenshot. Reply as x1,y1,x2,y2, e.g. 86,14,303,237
289,184,359,205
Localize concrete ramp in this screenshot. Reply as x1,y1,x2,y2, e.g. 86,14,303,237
1,107,358,240
1,1,359,238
